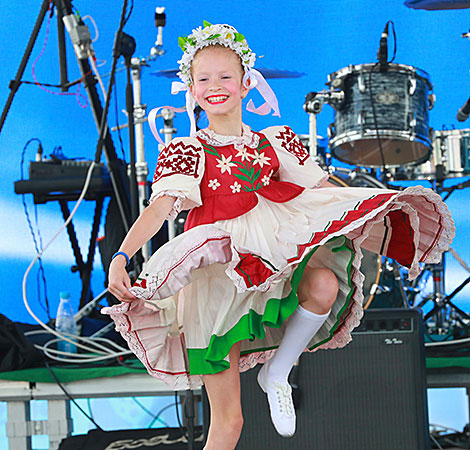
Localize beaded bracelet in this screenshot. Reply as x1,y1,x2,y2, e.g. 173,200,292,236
112,251,130,266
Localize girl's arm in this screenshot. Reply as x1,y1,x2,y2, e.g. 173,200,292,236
108,195,176,302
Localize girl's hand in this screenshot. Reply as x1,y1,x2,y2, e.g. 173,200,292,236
108,257,138,303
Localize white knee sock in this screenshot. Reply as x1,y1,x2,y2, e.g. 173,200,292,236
267,305,330,383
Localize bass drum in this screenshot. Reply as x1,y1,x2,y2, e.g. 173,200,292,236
328,63,434,168
329,169,410,309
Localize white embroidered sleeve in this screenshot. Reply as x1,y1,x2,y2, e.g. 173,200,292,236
150,137,205,214
261,125,328,189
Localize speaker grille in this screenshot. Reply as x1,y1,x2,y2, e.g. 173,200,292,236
235,309,429,450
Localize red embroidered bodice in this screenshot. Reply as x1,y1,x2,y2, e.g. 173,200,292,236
184,131,304,230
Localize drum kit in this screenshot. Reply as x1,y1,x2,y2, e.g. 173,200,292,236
301,58,470,334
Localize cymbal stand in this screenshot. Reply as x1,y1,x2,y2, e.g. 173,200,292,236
304,90,344,166
417,178,470,334
160,108,177,240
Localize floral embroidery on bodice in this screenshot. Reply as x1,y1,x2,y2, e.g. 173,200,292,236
184,126,305,230
199,129,276,194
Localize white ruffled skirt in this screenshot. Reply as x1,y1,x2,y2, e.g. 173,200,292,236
102,185,454,390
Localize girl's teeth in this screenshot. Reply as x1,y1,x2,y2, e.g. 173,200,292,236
208,96,228,103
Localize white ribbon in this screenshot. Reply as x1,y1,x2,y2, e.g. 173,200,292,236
149,69,280,147
171,81,197,138
244,69,281,117
148,104,186,146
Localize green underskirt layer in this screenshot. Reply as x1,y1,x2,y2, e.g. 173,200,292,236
187,236,354,375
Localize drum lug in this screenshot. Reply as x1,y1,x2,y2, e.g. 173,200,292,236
328,122,336,139
409,76,417,95
408,112,417,132
358,73,366,93
358,110,366,133
428,93,436,110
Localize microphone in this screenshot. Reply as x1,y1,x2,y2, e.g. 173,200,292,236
457,97,470,122
377,22,389,71
151,7,166,57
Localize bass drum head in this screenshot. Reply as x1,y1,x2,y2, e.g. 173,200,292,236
331,137,430,169
328,170,410,309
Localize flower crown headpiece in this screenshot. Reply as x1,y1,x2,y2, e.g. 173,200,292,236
148,21,280,145
177,21,256,86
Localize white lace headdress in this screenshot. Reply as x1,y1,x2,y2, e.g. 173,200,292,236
148,21,280,144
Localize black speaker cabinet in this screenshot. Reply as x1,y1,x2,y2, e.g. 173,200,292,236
233,308,429,450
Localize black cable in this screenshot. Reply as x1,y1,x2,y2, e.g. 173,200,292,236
34,204,49,317
368,20,397,182
93,0,129,164
45,362,104,431
147,401,178,428
123,0,134,27
368,63,388,171
388,21,397,63
86,398,94,421
131,397,170,428
20,138,51,320
174,391,189,440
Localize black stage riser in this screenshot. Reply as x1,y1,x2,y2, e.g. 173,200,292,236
235,308,429,450
58,427,204,450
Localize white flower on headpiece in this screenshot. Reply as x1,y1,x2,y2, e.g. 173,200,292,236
223,30,235,41
177,21,256,87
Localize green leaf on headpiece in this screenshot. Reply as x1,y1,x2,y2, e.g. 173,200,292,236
242,50,249,54
203,20,212,28
178,36,187,51
187,37,196,46
234,33,245,42
207,33,221,40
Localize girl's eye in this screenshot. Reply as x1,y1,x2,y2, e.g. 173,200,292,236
222,75,232,79
198,78,208,82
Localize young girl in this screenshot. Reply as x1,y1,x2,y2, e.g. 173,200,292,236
104,22,454,450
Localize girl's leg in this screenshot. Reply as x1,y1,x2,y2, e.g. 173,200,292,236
268,267,339,381
258,267,339,436
203,341,243,450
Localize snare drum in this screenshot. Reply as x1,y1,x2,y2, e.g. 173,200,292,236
328,63,434,168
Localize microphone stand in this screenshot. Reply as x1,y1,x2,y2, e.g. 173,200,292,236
0,0,51,133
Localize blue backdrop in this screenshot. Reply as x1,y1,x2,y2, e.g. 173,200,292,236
0,0,469,445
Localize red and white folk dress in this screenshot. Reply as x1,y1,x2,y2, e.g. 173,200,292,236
102,125,454,390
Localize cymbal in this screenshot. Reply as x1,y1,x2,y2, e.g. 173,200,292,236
151,68,306,79
404,0,470,10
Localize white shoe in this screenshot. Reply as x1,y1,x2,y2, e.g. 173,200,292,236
257,361,296,437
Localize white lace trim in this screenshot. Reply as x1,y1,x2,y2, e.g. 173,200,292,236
149,190,187,220
102,303,203,390
196,124,260,149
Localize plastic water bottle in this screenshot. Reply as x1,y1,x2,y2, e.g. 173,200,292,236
56,291,77,354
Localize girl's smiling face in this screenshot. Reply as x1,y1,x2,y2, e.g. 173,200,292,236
190,46,249,120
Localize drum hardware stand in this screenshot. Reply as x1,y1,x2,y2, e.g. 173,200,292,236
369,259,410,308
391,261,410,308
160,108,178,240
417,178,470,334
304,90,344,165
